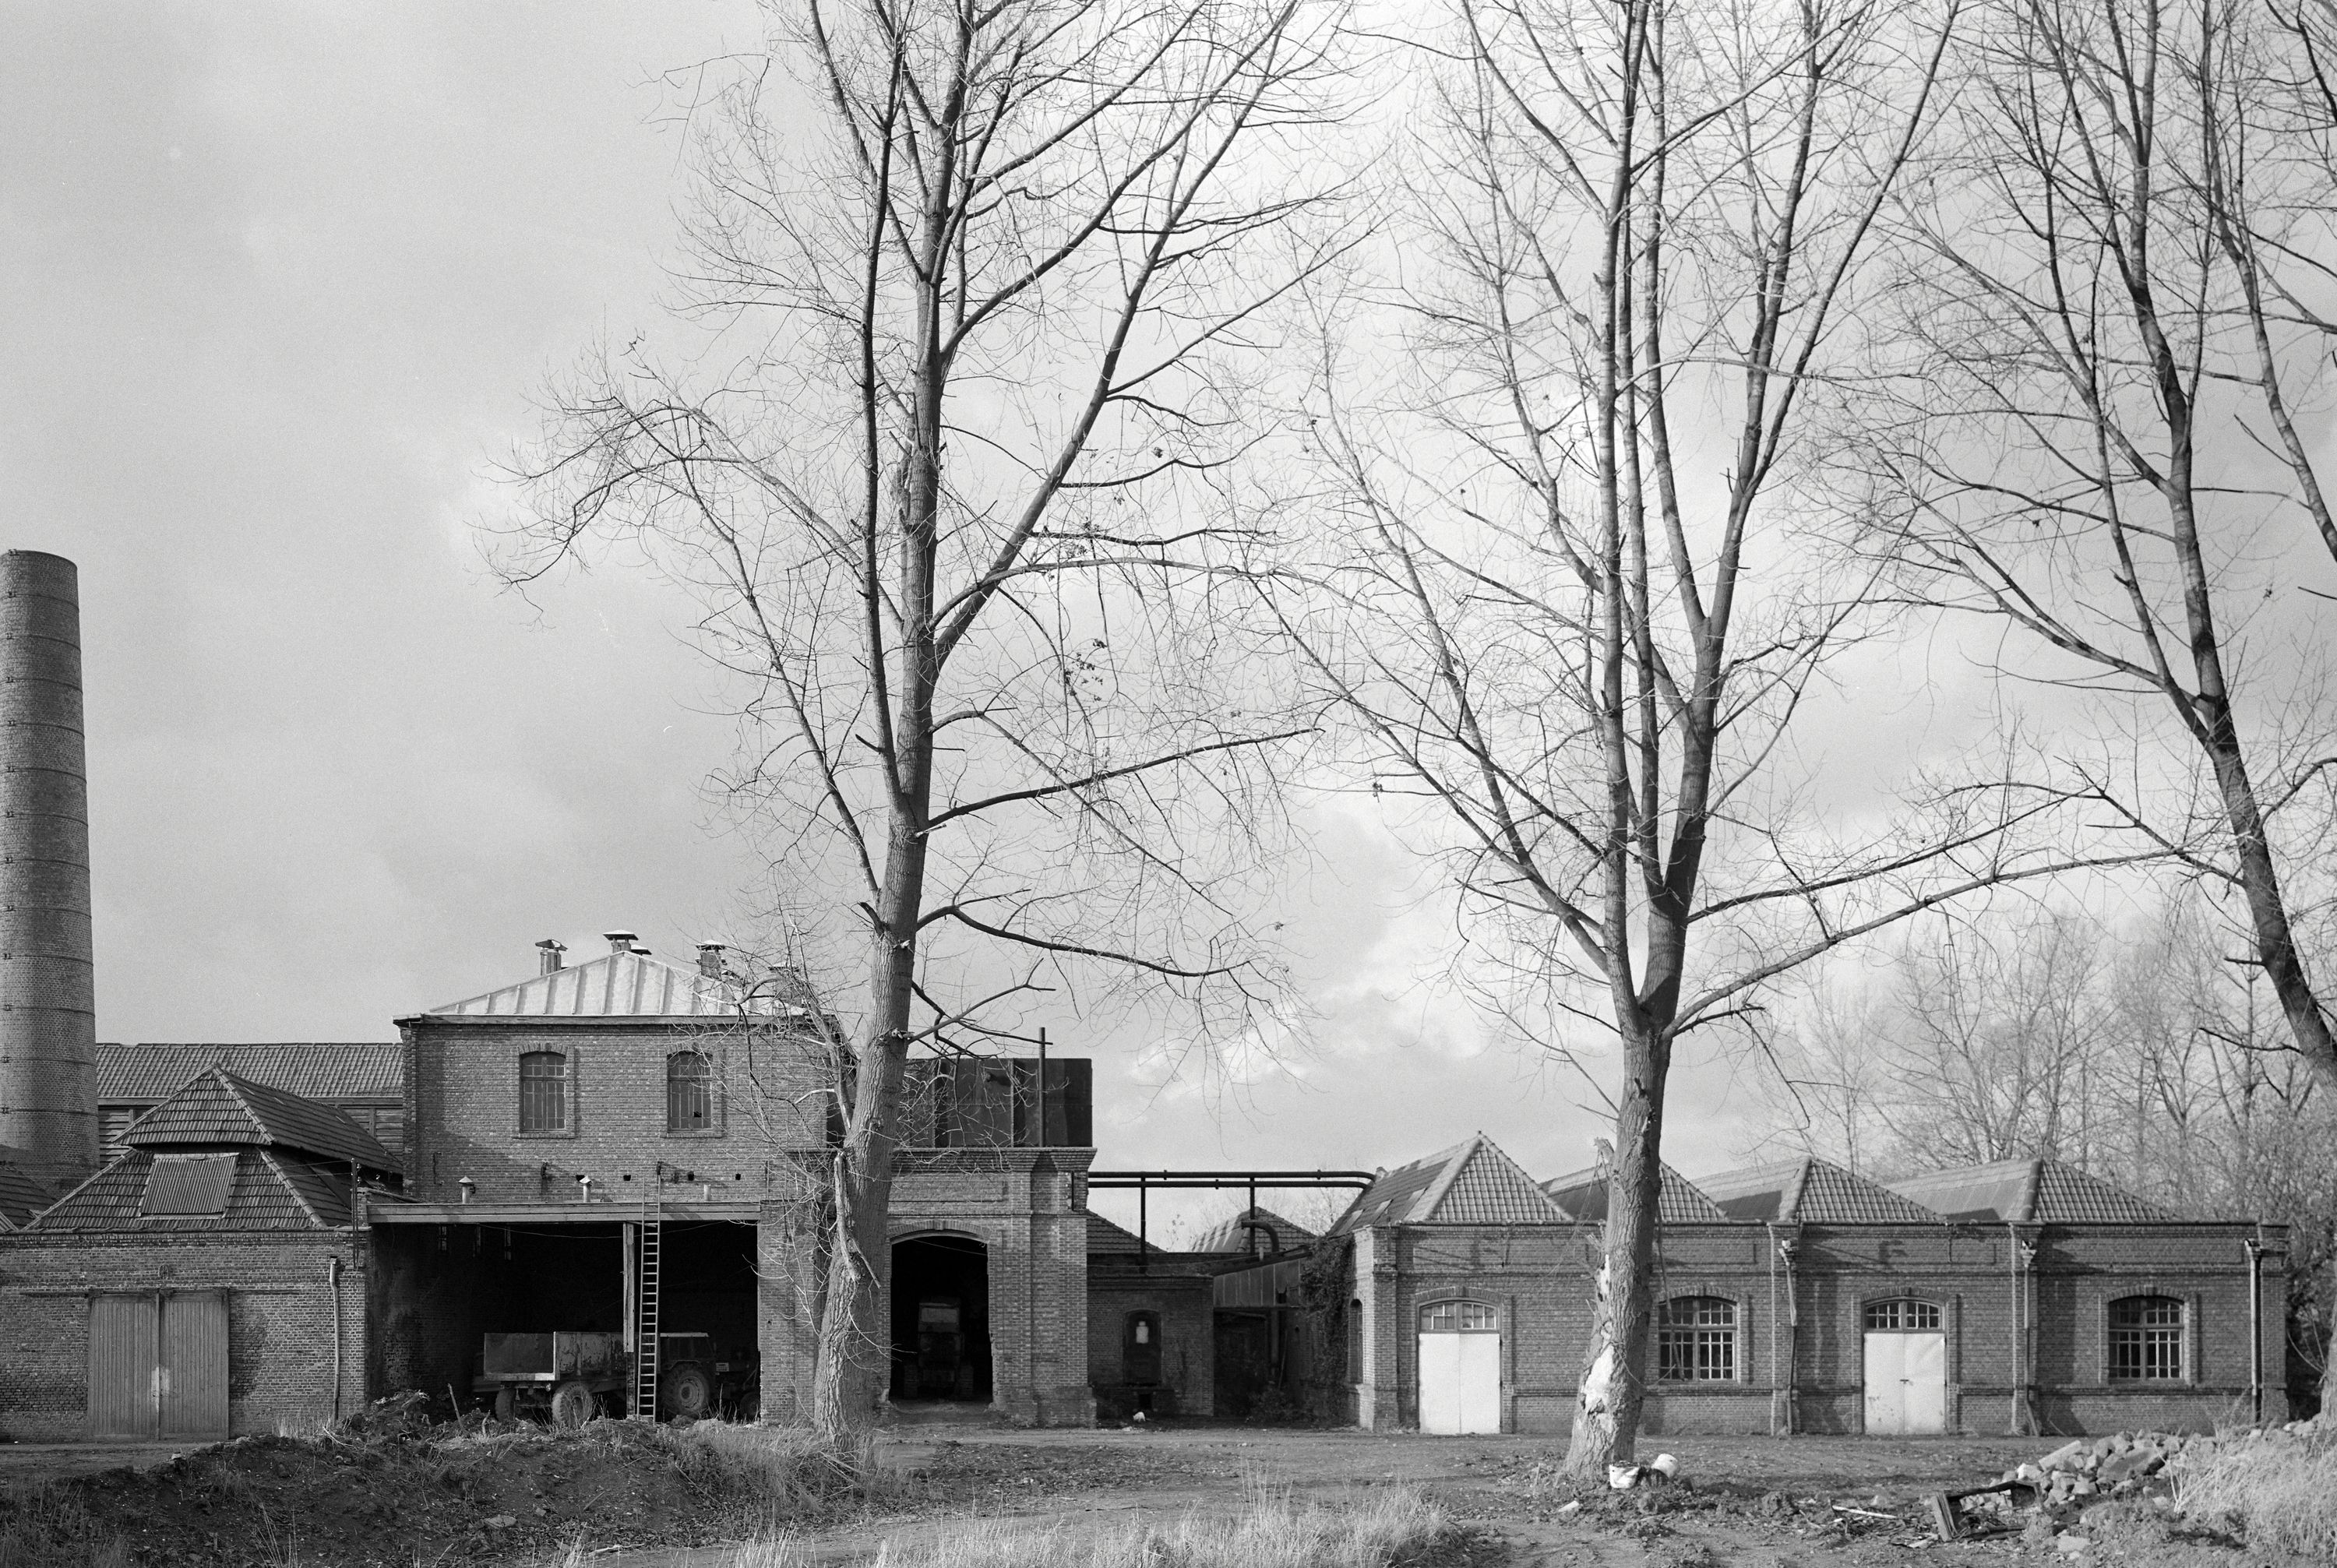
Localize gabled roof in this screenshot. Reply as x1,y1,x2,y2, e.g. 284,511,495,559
1331,1135,1569,1233
1542,1162,1728,1223
26,1148,351,1231
1191,1206,1318,1255
427,950,749,1018
96,1042,401,1105
1699,1157,1944,1224
0,1157,55,1228
120,1068,396,1174
1885,1158,2181,1223
1087,1210,1147,1255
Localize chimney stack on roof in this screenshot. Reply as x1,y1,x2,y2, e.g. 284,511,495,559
535,939,567,975
696,943,726,980
603,930,638,954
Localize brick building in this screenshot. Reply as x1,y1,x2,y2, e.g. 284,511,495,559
1297,1136,2289,1438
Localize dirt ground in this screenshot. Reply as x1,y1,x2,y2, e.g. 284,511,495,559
604,1424,2300,1567
0,1421,2308,1566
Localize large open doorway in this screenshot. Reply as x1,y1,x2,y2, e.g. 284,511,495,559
889,1234,992,1404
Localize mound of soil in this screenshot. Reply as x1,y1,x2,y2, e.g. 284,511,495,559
0,1422,841,1567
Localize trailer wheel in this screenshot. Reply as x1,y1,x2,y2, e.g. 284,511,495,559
549,1380,597,1428
492,1388,516,1423
660,1363,714,1422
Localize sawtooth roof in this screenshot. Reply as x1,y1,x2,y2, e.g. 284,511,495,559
26,1148,354,1231
1331,1136,1568,1233
0,1158,54,1228
96,1042,401,1105
120,1067,397,1174
1190,1206,1318,1255
1699,1157,1944,1224
1885,1159,2181,1223
1542,1162,1727,1223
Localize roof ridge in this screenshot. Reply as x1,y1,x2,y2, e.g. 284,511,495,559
1414,1133,1482,1224
259,1150,323,1228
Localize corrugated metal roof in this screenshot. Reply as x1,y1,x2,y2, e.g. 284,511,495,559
1190,1206,1318,1254
141,1154,238,1216
1542,1162,1728,1223
120,1068,397,1173
1331,1135,1567,1232
95,1042,401,1105
1699,1158,1944,1224
0,1158,54,1228
1885,1159,2180,1223
428,950,757,1017
26,1149,347,1232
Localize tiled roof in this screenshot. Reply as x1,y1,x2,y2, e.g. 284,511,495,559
1699,1158,1944,1224
96,1042,401,1105
1886,1159,2180,1223
1087,1211,1147,1254
0,1158,54,1228
1190,1206,1319,1254
26,1149,349,1231
1542,1162,1727,1223
428,950,764,1018
120,1068,397,1173
1331,1136,1568,1232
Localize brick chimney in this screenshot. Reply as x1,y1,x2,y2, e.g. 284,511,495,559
695,943,726,980
602,930,637,954
535,939,567,975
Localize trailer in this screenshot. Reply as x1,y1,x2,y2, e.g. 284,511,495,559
474,1330,759,1425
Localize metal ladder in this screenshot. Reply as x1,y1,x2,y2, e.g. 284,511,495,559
633,1192,662,1419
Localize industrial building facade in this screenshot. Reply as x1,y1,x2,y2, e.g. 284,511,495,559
0,549,2296,1440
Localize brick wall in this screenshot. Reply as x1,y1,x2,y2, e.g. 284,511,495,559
0,1230,364,1440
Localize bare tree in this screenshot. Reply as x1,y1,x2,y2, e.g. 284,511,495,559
1273,0,2127,1472
499,0,1346,1436
1871,0,2337,1088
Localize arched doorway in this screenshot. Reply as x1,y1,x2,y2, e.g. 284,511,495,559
890,1235,992,1403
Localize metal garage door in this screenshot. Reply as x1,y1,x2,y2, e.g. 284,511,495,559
87,1292,229,1439
1417,1301,1502,1434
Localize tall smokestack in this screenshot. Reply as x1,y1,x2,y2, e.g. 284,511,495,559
0,552,96,1188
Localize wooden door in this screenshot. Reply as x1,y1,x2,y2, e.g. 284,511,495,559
1416,1331,1462,1433
160,1293,229,1438
88,1294,158,1439
1863,1332,1905,1433
1901,1333,1947,1434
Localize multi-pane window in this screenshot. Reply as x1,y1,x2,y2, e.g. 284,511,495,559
1863,1298,1943,1332
667,1051,714,1133
518,1051,568,1133
1418,1300,1499,1333
1656,1296,1736,1381
2108,1295,2184,1381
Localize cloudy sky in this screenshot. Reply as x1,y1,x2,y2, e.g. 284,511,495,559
4,1,1836,1239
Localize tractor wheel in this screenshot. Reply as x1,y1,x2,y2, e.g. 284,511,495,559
549,1379,598,1428
492,1387,516,1423
659,1363,715,1422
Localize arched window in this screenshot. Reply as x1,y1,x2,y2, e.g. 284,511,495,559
1656,1296,1736,1382
667,1051,714,1132
1418,1300,1499,1333
1863,1298,1943,1332
518,1052,568,1133
2108,1295,2184,1381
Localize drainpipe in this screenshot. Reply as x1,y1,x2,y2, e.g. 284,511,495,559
2006,1223,2029,1436
1776,1230,1799,1435
327,1256,343,1421
1765,1222,1780,1436
2244,1235,2264,1425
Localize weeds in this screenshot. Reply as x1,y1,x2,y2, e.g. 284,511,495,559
714,1484,1459,1568
0,1482,133,1568
2171,1429,2337,1560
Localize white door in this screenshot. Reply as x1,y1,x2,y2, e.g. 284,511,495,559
1417,1300,1503,1434
1863,1331,1947,1435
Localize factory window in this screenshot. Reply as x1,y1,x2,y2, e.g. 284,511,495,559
1655,1296,1736,1382
1348,1299,1364,1382
1418,1300,1498,1333
2108,1295,2184,1381
1123,1311,1163,1386
667,1051,714,1133
518,1051,569,1133
1863,1298,1943,1332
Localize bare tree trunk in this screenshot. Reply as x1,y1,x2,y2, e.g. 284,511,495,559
1569,1030,1667,1470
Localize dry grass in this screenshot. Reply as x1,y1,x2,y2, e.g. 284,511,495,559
709,1485,1459,1568
0,1482,133,1568
2170,1431,2337,1560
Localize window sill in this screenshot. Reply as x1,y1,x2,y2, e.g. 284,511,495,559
513,1129,580,1140
664,1129,727,1140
